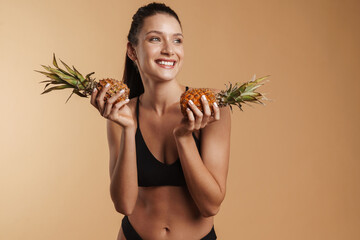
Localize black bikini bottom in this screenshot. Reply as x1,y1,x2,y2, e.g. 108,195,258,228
121,215,217,240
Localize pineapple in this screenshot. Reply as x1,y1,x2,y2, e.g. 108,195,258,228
180,75,270,116
35,53,129,103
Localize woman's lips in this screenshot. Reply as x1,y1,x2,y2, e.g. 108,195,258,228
155,59,176,69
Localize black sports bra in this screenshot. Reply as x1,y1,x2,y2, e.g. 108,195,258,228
135,86,201,187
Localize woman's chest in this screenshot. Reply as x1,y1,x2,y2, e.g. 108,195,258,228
138,113,200,161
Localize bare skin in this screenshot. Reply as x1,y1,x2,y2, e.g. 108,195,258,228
116,94,228,240
91,13,231,240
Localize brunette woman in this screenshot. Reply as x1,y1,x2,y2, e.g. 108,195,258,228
91,3,231,240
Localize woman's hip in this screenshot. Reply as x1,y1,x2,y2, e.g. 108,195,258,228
120,215,217,240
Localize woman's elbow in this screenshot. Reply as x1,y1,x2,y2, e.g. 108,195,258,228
110,185,137,215
201,193,225,217
114,203,134,216
111,193,136,215
200,205,220,218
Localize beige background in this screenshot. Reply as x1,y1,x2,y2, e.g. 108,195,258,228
1,0,359,239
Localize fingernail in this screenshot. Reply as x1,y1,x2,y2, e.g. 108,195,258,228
201,95,206,101
93,88,97,92
125,98,129,102
105,83,110,88
119,90,125,94
188,100,194,105
186,108,190,111
213,102,218,108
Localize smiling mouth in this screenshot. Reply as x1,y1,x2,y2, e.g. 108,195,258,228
155,60,176,68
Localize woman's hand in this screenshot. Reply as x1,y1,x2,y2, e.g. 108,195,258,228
173,95,220,138
90,84,135,129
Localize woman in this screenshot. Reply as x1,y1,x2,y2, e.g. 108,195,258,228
91,3,231,240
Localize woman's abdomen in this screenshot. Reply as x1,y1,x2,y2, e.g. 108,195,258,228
122,186,214,240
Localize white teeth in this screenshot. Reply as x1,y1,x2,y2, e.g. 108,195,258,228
158,60,174,66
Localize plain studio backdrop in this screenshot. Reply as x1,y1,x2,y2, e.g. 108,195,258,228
0,0,359,239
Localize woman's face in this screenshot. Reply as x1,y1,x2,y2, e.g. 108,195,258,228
129,13,184,83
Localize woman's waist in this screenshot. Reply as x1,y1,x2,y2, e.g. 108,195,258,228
135,188,195,217
136,186,200,216
130,186,214,229
127,207,214,240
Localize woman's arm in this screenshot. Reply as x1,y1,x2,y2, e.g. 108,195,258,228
174,105,231,217
107,119,138,216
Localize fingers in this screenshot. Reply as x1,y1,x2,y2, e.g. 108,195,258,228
90,83,129,119
207,102,220,124
103,89,126,117
111,96,129,114
200,95,211,127
185,107,195,130
90,87,98,107
186,96,220,130
212,102,220,121
90,83,110,114
187,100,203,129
97,84,111,115
107,97,130,123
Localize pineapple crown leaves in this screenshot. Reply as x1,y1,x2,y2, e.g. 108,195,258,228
35,53,96,103
218,74,270,111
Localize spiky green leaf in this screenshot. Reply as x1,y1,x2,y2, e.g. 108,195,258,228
59,59,77,77
85,72,95,80
40,64,73,78
236,102,243,111
44,67,80,86
52,53,59,68
65,91,75,103
39,80,53,83
43,81,66,90
253,75,270,83
72,66,85,82
241,91,261,97
72,89,88,97
245,83,264,92
238,82,247,93
229,105,233,112
241,95,257,101
35,70,64,83
41,84,73,95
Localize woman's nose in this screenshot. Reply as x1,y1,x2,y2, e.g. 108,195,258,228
161,41,174,55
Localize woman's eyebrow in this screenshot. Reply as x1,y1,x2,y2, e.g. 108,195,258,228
174,33,184,37
146,30,183,37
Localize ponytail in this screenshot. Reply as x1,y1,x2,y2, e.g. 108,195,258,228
123,54,143,99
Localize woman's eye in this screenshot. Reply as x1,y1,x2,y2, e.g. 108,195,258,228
174,38,182,43
150,37,160,42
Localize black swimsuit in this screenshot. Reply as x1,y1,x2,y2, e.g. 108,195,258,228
135,88,201,187
121,86,217,239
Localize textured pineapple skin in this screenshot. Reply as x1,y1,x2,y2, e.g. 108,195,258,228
96,78,130,104
180,88,217,117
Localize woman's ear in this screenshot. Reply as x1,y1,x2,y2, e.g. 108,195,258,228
127,42,137,61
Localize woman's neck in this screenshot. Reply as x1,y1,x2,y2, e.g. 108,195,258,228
140,80,184,116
